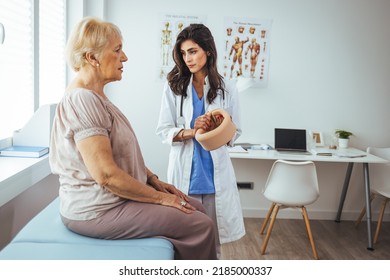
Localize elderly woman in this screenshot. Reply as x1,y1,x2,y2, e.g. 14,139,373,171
49,16,217,260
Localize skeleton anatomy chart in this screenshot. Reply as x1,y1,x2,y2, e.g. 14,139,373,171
158,13,206,80
222,17,272,88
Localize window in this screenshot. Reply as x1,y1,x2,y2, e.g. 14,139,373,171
0,0,65,140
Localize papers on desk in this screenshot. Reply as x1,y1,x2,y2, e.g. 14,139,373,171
227,146,248,153
310,148,367,158
311,148,333,156
335,149,366,158
228,143,273,153
250,144,273,150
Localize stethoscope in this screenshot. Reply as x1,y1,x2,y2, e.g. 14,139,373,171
177,95,186,127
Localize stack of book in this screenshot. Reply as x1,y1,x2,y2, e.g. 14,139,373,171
0,146,49,158
310,148,333,156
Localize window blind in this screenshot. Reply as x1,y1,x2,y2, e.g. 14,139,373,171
0,0,65,139
0,0,34,139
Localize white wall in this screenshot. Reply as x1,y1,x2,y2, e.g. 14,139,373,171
75,0,390,220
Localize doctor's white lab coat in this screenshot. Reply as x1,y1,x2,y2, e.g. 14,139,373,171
156,76,245,244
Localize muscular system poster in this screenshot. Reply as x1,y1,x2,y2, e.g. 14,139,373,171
222,17,272,88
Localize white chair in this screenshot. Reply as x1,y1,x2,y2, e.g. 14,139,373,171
355,147,390,244
260,160,320,259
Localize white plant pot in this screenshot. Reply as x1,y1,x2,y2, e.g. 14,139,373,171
338,138,349,148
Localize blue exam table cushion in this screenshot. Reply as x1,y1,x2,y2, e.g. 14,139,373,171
0,197,174,260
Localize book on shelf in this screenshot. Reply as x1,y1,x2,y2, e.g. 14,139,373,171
0,146,49,158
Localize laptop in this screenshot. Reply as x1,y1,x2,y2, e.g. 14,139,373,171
274,128,311,154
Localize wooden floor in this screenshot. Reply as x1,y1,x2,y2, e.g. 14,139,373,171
221,218,390,260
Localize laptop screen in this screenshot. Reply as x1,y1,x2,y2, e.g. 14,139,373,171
274,128,307,151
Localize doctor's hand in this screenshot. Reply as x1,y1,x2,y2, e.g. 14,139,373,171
208,112,224,131
194,113,213,132
194,112,224,132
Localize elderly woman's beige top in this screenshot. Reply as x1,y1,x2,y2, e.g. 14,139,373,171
50,88,147,220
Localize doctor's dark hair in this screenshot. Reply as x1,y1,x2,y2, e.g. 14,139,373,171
167,24,225,103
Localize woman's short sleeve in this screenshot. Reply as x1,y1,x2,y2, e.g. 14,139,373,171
59,89,111,142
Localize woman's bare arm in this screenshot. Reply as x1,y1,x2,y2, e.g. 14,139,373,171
76,135,194,213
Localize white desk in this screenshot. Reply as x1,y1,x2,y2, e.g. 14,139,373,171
229,148,388,250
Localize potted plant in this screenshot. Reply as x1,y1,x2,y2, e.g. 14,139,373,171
335,129,353,148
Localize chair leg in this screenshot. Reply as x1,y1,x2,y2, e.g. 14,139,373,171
302,207,319,260
260,202,276,235
374,197,389,244
261,204,279,255
355,193,376,227
301,209,311,241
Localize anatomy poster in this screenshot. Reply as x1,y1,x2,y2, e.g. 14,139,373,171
222,17,272,88
158,13,207,80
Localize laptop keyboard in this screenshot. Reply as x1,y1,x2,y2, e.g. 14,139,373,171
277,150,312,155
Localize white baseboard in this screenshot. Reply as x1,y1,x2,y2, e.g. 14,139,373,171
242,207,390,222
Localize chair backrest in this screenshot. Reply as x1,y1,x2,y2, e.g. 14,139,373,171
366,147,390,195
263,160,319,206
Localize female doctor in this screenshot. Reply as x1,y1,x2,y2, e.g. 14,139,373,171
156,24,245,258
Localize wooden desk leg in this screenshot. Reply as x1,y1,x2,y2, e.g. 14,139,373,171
363,163,374,250
335,162,354,222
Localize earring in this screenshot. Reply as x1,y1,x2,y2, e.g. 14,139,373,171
96,63,100,67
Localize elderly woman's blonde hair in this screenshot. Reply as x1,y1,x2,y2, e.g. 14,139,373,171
66,17,122,72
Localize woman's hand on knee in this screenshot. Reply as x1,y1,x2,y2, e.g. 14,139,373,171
161,193,196,214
